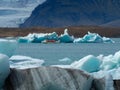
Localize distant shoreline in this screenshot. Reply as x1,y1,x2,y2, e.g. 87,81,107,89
0,26,120,38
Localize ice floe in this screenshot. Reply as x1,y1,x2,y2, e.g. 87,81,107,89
10,55,44,69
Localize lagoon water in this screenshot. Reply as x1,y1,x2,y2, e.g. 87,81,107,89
14,38,120,65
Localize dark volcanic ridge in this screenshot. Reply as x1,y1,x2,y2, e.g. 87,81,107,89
20,0,120,28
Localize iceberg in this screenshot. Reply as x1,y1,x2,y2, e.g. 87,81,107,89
74,32,114,43
18,29,114,43
0,39,17,57
55,50,120,81
18,33,34,43
18,32,58,43
69,51,120,73
100,51,120,70
10,55,44,69
59,29,74,43
103,37,115,43
71,55,101,73
0,54,9,88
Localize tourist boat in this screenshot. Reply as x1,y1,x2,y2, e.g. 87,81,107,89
41,40,60,44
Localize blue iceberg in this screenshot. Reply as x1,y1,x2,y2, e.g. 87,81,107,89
71,55,101,73
74,32,114,43
68,50,120,74
18,29,74,43
59,29,74,43
18,32,58,43
18,29,114,43
18,33,35,43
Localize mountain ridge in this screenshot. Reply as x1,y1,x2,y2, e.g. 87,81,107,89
0,0,46,27
20,0,120,28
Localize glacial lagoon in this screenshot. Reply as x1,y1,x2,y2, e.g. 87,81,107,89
14,38,120,66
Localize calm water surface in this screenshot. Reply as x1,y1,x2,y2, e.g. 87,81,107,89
14,38,120,65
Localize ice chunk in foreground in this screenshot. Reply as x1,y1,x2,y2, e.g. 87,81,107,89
71,55,101,73
100,55,117,70
59,29,74,43
0,54,9,88
100,51,120,70
0,39,17,57
10,55,44,69
74,32,114,43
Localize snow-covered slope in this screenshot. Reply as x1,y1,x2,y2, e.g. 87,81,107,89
0,0,46,27
101,20,120,27
21,0,120,28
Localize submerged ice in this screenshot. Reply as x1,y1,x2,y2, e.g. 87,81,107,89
18,29,114,43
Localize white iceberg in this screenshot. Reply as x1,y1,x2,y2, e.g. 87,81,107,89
10,55,44,69
0,39,17,57
102,37,114,43
59,29,74,43
0,54,9,88
100,51,120,70
74,32,114,43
